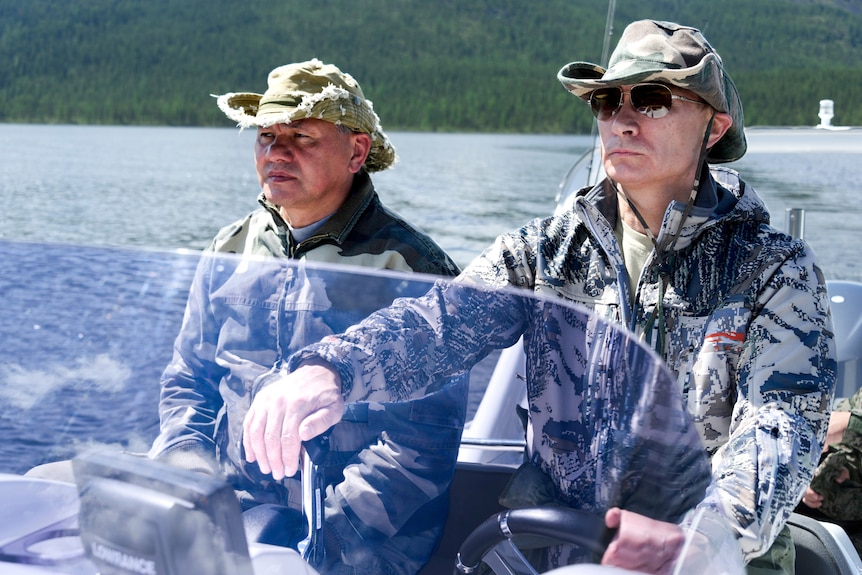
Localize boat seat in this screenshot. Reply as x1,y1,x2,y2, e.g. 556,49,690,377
787,512,862,575
828,280,862,399
419,462,515,575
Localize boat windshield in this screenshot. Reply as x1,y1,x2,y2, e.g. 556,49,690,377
0,240,739,574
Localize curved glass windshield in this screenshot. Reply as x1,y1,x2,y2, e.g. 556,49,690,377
0,240,726,575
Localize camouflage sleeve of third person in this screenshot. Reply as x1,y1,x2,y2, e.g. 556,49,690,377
810,388,862,521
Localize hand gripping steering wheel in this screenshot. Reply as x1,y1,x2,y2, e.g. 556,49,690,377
454,507,616,575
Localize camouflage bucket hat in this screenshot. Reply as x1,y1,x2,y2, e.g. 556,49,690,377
557,20,746,163
216,59,396,172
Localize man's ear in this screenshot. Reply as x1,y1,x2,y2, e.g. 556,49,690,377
708,112,733,149
348,133,372,173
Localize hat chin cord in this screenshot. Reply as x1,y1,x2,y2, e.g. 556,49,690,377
612,110,716,354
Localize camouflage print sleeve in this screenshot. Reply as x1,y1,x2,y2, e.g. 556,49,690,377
834,386,862,414
290,227,539,404
808,388,862,522
299,278,527,404
810,441,862,521
838,398,862,453
696,247,835,563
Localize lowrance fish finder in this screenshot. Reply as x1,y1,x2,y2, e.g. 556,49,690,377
72,450,253,575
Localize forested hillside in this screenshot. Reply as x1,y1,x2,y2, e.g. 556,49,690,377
2,0,861,132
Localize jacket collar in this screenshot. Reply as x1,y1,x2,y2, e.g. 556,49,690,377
579,165,766,252
257,171,377,248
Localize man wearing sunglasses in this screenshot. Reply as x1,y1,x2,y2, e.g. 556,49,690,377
244,20,834,575
552,19,833,575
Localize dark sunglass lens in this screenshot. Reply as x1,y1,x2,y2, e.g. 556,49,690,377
590,88,622,119
631,85,673,119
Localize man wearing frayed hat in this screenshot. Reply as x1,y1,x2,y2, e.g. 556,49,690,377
149,59,463,575
243,22,834,575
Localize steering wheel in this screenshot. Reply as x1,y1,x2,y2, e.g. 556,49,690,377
454,507,616,574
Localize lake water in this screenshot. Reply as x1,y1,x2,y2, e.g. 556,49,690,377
0,125,586,270
2,124,860,277
1,124,861,475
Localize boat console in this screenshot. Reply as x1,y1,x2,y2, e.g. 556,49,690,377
0,453,318,575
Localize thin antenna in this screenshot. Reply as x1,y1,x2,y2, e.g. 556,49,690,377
586,0,616,178
600,0,617,67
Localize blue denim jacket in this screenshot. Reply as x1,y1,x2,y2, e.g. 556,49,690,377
150,172,463,575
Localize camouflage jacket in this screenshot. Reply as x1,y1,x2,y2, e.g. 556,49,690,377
293,166,835,564
809,387,862,521
149,171,463,575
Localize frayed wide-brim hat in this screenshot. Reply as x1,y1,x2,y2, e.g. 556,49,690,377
557,20,746,163
216,59,396,172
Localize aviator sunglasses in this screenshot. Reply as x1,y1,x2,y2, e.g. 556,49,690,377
589,83,705,120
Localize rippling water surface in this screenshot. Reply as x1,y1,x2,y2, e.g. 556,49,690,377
2,124,859,275
1,124,860,474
